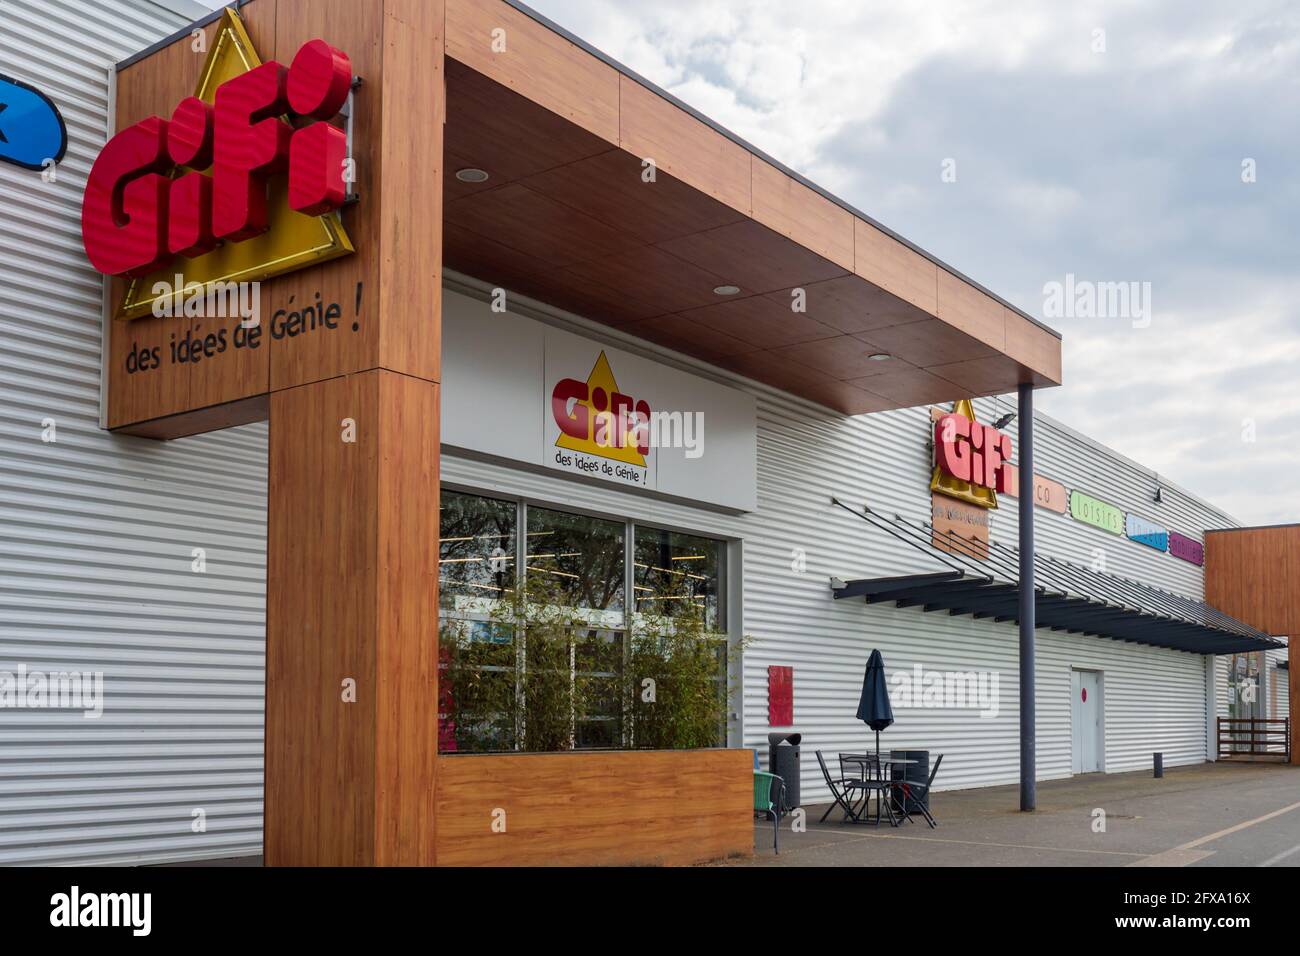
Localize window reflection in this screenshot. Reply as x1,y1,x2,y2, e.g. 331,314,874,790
438,491,727,754
525,506,625,619
633,527,724,631
439,491,516,610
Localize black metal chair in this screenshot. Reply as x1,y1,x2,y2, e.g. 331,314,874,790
893,753,943,828
839,752,897,826
814,750,861,823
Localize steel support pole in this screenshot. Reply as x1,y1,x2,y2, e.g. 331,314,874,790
1018,383,1036,811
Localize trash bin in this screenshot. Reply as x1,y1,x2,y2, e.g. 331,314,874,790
889,750,929,815
767,732,801,811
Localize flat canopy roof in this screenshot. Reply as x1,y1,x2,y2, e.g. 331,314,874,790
439,0,1063,414
831,501,1283,656
120,0,1063,415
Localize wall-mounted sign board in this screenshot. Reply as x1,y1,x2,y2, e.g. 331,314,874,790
441,290,758,511
1125,513,1169,552
931,494,990,559
1030,474,1069,514
1069,490,1124,535
1002,470,1069,514
0,73,67,170
768,666,793,727
1169,531,1205,566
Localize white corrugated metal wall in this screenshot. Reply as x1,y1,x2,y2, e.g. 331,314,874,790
441,280,1239,806
735,394,1225,798
0,0,268,865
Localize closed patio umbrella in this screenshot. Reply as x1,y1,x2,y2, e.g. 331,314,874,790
855,648,894,761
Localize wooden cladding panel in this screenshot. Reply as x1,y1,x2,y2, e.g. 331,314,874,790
434,749,753,866
112,395,269,440
444,59,612,203
618,75,752,215
1004,309,1064,386
266,0,384,391
266,370,440,865
445,0,620,142
751,158,854,271
519,148,745,245
854,219,938,316
266,373,380,866
373,371,440,865
1205,527,1300,637
936,268,1006,353
376,0,445,385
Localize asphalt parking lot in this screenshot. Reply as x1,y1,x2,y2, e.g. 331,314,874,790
737,761,1300,867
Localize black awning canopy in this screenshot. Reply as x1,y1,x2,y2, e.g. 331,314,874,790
830,501,1283,656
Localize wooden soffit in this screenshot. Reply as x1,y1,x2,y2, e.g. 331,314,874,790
442,0,1063,415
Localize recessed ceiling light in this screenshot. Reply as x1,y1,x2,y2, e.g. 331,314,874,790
712,285,741,296
867,352,892,362
455,168,490,183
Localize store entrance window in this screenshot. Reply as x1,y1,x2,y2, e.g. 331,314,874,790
437,489,729,754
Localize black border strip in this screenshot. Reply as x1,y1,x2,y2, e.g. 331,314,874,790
114,0,1062,343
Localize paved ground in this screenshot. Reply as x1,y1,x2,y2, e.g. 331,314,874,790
736,761,1300,867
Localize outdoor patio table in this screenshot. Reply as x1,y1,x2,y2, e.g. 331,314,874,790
840,754,918,826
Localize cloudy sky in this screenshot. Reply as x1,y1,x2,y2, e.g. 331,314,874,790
508,0,1298,525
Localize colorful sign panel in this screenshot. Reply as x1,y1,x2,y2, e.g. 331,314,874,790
1069,490,1124,535
930,399,1014,509
81,9,355,319
767,666,793,727
1168,531,1205,566
1125,513,1169,552
0,73,67,171
1031,474,1069,514
1002,470,1068,514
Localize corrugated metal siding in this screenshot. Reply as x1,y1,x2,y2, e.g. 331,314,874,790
442,278,1233,807
0,0,268,865
1269,642,1289,722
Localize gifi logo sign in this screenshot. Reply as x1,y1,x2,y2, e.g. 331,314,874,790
551,351,652,466
931,399,1015,508
80,9,356,319
83,37,350,276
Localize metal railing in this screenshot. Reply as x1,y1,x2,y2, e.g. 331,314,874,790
1217,717,1291,761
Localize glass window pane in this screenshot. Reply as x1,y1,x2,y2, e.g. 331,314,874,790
439,491,519,755
439,490,517,612
438,618,517,753
575,628,624,750
634,527,725,631
525,506,625,621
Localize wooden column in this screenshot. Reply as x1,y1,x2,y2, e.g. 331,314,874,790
264,0,444,865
